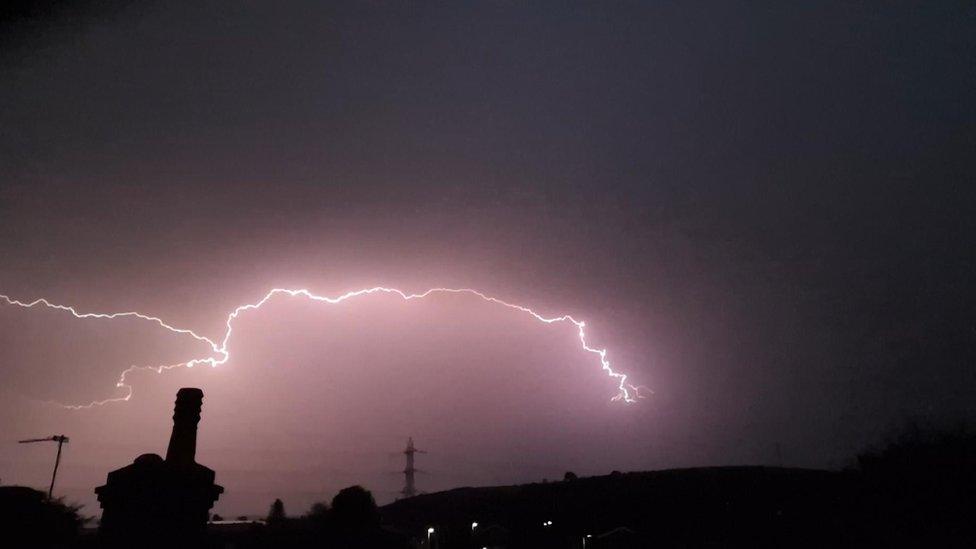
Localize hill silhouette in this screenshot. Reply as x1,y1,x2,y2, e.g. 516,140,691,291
380,457,976,547
381,467,854,547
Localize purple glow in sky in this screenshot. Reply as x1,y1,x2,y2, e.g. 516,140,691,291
1,286,644,408
0,282,653,516
2,0,974,521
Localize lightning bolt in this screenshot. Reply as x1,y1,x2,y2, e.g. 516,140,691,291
1,287,644,409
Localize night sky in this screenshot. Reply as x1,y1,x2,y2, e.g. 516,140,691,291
1,1,975,517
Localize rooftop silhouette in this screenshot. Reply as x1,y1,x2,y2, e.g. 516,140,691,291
95,388,223,548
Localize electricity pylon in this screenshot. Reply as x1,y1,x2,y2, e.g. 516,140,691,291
402,437,426,498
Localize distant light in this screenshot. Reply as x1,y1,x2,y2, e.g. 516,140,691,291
427,527,435,534
471,521,479,529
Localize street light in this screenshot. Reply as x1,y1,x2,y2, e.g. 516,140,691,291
427,527,435,546
471,521,479,531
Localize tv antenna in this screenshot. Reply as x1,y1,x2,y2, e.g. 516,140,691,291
18,435,69,498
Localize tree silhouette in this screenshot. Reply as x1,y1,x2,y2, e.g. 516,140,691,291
857,422,976,543
267,498,286,525
0,486,87,548
331,485,378,530
307,501,329,519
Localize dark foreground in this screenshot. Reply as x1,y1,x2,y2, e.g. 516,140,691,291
5,461,974,548
377,465,974,547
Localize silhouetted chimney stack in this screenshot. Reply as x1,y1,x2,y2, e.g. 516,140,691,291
166,387,203,465
96,387,222,548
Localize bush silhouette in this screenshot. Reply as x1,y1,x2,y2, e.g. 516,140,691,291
0,486,86,547
331,485,379,530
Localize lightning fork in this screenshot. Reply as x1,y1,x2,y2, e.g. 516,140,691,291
1,287,643,408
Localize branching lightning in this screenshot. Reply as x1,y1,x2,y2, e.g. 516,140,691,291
1,287,643,409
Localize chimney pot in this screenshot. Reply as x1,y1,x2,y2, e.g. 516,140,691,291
165,387,204,465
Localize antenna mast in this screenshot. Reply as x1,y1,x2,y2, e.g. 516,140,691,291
18,435,69,498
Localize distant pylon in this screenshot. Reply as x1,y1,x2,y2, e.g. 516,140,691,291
401,437,425,498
